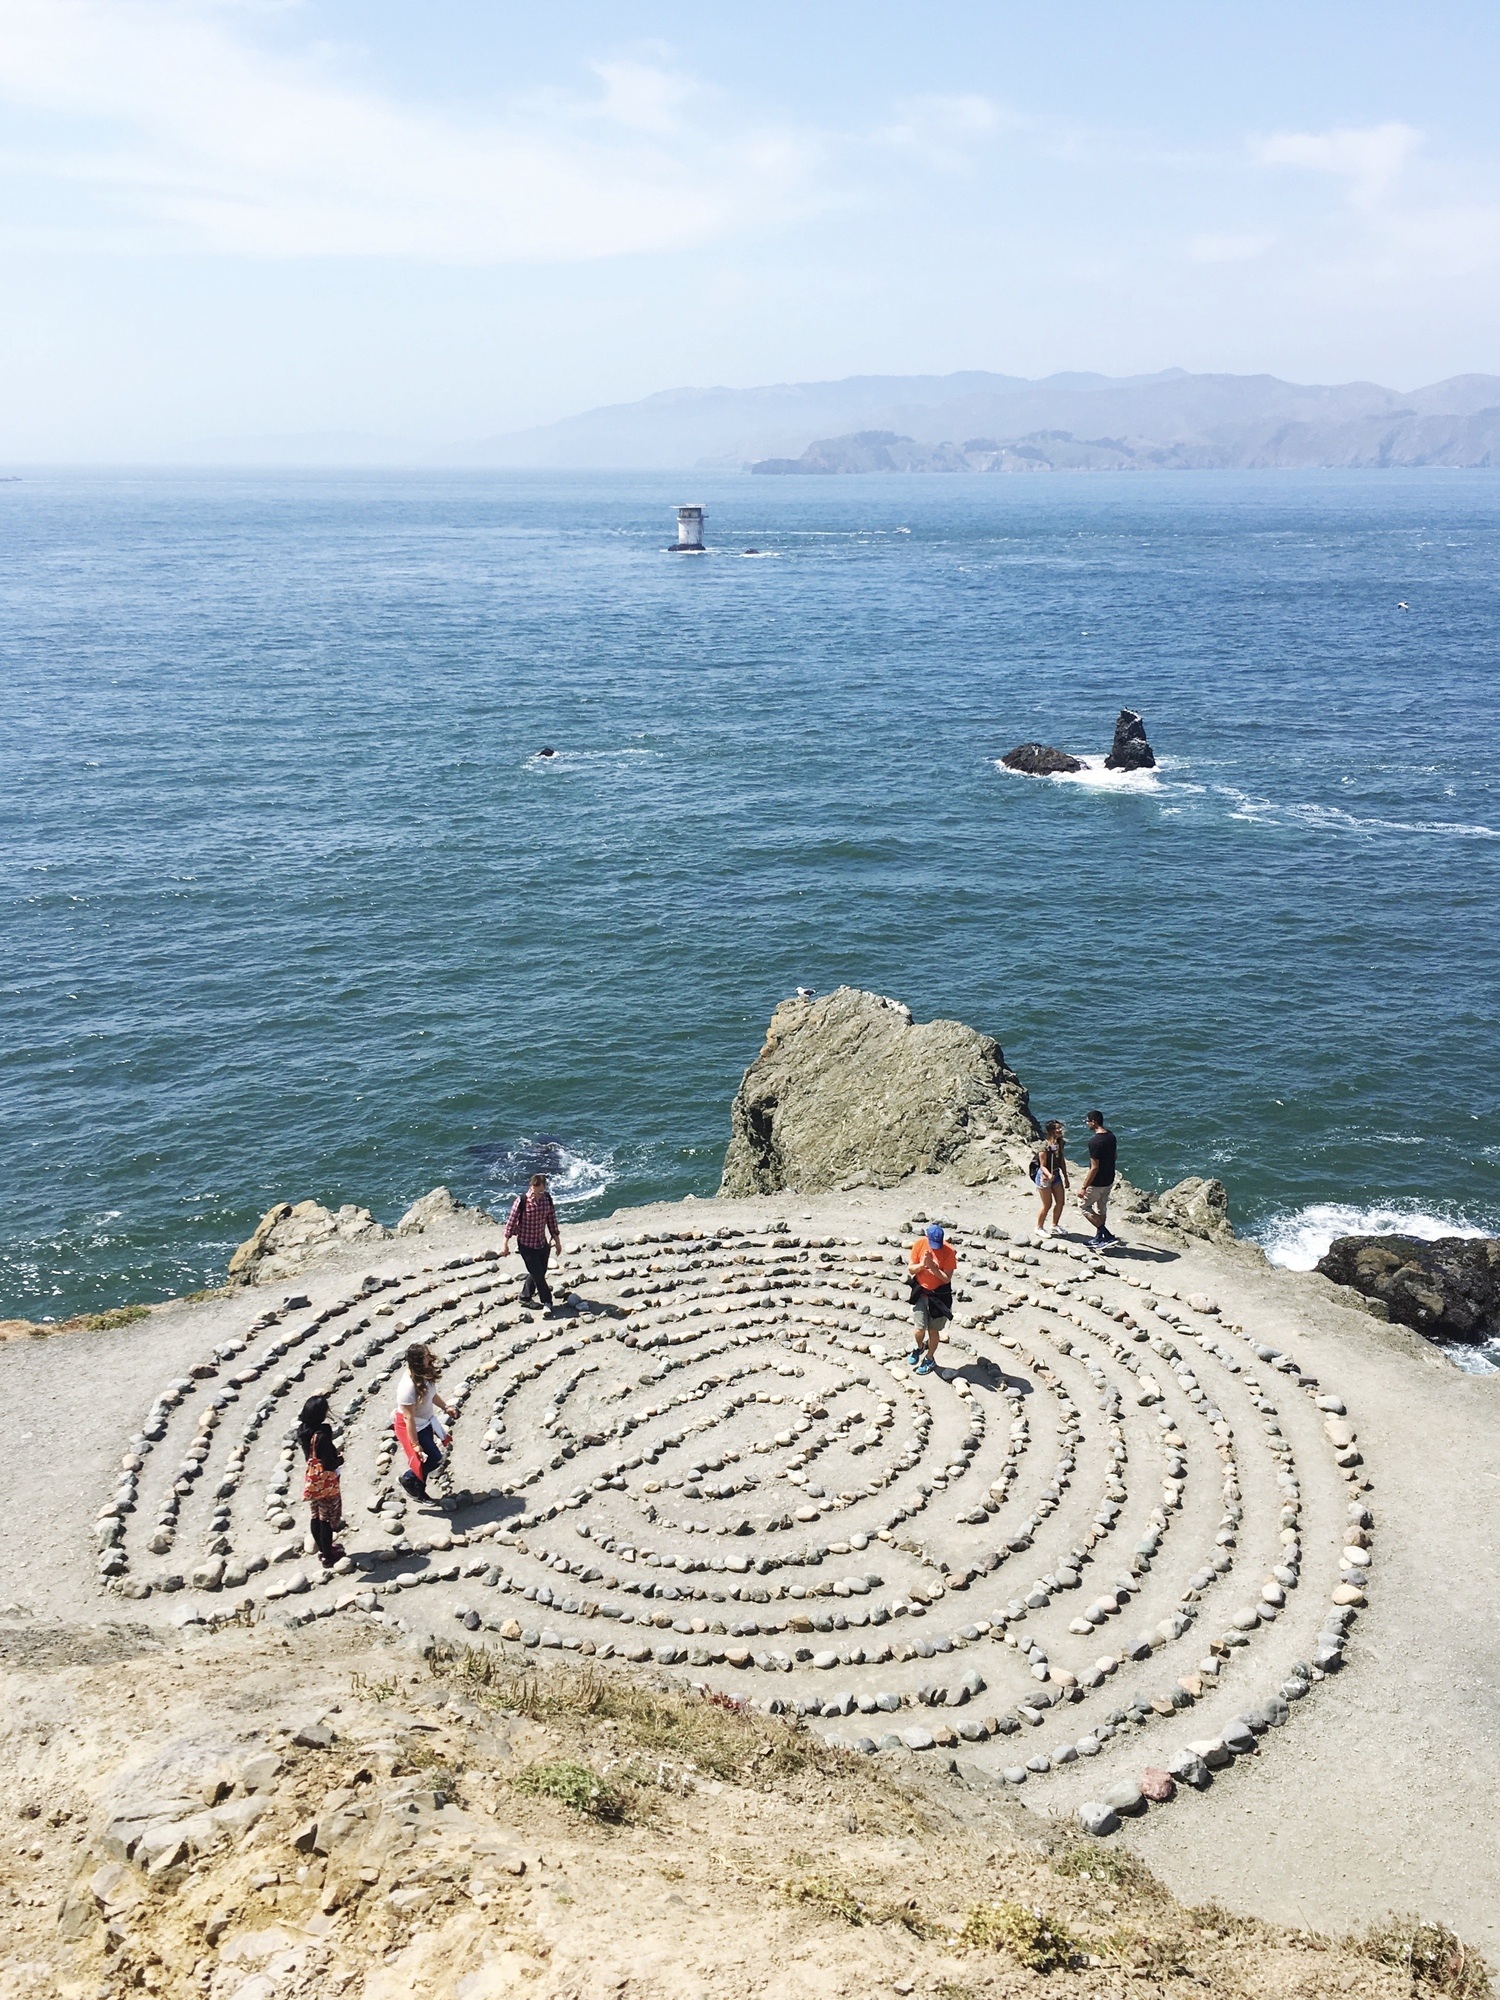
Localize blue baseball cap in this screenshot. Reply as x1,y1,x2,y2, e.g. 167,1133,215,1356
926,1224,945,1246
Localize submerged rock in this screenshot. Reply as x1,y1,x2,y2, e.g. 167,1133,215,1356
1316,1233,1500,1343
718,986,1039,1196
1001,742,1083,776
1104,709,1156,770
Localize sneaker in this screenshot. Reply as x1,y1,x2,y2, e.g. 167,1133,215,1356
906,1347,923,1367
1091,1233,1109,1249
915,1356,935,1375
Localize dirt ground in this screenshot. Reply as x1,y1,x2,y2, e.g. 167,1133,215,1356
1,1174,1497,1995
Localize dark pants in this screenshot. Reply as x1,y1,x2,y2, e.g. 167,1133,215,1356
519,1242,554,1306
397,1422,445,1498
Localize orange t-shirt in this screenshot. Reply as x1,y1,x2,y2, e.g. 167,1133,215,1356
908,1237,957,1290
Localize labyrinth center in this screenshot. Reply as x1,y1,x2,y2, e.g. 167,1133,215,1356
96,1219,1372,1832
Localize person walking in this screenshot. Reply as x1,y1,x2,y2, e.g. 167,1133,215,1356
503,1172,563,1310
1078,1109,1120,1248
297,1393,346,1568
393,1342,454,1500
906,1223,957,1376
1033,1118,1069,1236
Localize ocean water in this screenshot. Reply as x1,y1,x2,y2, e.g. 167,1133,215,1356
3,467,1498,1341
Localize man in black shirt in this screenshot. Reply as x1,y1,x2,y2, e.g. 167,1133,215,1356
1078,1109,1120,1248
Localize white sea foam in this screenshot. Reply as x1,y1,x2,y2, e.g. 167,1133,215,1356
993,753,1163,793
524,747,655,772
1257,1201,1494,1272
1216,787,1498,839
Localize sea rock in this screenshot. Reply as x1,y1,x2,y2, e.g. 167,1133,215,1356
1145,1176,1233,1242
1104,708,1156,771
394,1186,485,1237
1315,1233,1500,1343
718,986,1039,1196
1000,743,1083,776
226,1200,390,1287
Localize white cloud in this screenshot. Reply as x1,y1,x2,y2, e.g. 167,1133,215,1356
1257,122,1421,207
0,0,822,261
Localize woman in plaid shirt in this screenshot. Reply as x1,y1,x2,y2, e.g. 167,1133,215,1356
504,1172,562,1309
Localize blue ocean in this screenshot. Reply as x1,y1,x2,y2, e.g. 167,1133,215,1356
4,468,1498,1337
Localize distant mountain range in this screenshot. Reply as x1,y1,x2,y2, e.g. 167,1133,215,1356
471,368,1500,472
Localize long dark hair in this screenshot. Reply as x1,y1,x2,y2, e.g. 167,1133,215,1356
405,1342,439,1389
297,1394,330,1455
1043,1118,1064,1163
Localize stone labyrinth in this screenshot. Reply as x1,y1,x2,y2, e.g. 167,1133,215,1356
94,1219,1374,1836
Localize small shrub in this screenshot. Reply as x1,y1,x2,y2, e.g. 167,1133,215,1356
1051,1839,1159,1892
79,1305,150,1332
961,1901,1081,1972
782,1875,865,1925
513,1759,625,1822
1364,1916,1492,1998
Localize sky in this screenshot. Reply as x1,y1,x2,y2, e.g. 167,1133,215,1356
3,0,1499,459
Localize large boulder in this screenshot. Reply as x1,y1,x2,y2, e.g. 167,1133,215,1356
1316,1234,1500,1343
394,1186,485,1236
1001,742,1083,776
226,1200,390,1287
1129,1176,1233,1240
1104,709,1156,771
718,987,1039,1197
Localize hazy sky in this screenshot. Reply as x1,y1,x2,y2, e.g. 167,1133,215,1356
4,0,1499,457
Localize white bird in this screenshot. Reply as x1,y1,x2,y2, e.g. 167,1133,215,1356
796,986,816,1000
1397,601,1409,611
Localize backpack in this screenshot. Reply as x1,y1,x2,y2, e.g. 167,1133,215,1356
1027,1152,1042,1186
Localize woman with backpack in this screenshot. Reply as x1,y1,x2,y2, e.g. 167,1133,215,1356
1033,1118,1069,1236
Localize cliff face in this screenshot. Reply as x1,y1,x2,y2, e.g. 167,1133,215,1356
719,987,1039,1196
1317,1232,1500,1342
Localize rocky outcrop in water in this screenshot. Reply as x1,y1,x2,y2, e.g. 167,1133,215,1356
1316,1233,1500,1342
226,1199,390,1286
1000,742,1083,776
719,986,1039,1196
1104,709,1156,770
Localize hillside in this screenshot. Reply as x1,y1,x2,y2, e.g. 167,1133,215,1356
468,368,1500,471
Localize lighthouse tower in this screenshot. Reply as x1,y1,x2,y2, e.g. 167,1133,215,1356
672,504,706,552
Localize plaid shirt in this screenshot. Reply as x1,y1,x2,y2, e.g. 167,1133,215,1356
506,1190,558,1248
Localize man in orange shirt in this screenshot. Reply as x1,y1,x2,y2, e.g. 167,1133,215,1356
906,1223,957,1376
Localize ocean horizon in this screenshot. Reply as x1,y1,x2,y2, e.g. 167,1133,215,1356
4,466,1497,1346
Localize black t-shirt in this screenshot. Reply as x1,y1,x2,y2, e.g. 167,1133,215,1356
1088,1129,1117,1185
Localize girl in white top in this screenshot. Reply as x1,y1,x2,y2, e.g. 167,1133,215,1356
393,1342,454,1499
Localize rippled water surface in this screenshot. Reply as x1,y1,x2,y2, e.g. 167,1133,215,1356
3,468,1498,1319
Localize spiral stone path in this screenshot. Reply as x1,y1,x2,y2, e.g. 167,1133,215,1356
92,1209,1376,1840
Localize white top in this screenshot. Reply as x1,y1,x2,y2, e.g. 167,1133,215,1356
396,1371,436,1429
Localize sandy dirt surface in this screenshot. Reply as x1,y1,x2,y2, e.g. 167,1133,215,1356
2,1174,1496,1987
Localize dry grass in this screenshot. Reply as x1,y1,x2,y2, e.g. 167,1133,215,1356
960,1901,1083,1972
512,1758,627,1823
435,1642,852,1787
1363,1916,1493,1998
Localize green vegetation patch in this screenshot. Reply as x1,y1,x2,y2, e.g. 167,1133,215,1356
960,1901,1082,1972
513,1759,626,1822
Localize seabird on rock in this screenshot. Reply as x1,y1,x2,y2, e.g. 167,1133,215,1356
796,986,816,1000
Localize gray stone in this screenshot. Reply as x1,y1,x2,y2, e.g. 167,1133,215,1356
1102,1779,1145,1815
719,988,1038,1196
1078,1800,1121,1836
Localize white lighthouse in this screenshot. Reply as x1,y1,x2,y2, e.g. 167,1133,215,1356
672,504,706,553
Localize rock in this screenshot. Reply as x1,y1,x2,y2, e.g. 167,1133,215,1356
395,1186,485,1237
901,1726,935,1750
1140,1766,1175,1802
1000,742,1083,776
719,987,1039,1196
1147,1177,1234,1241
1104,708,1156,771
1078,1800,1121,1836
227,1200,390,1287
1102,1779,1145,1815
292,1720,336,1750
1315,1233,1500,1343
